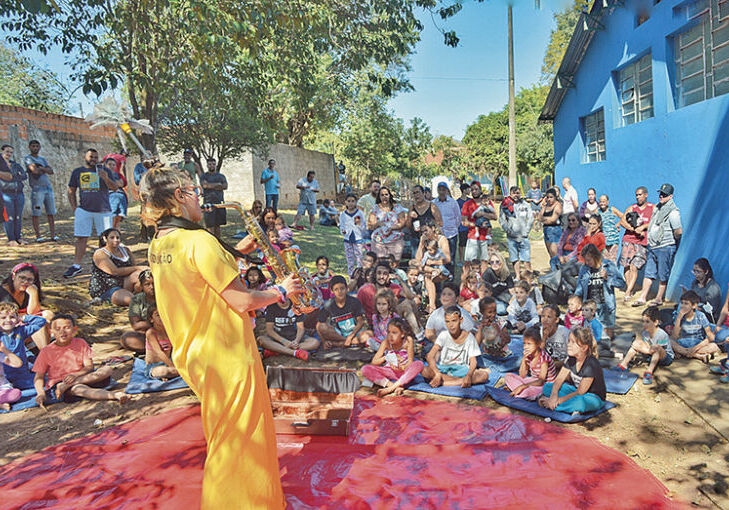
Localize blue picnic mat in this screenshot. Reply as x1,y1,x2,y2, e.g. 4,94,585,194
0,379,119,413
603,367,640,394
404,368,505,401
125,357,189,394
484,386,616,423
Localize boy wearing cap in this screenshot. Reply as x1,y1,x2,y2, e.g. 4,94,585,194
633,183,682,307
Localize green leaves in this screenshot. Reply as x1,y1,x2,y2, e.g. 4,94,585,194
0,44,69,114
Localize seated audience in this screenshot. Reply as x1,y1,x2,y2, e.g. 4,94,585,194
319,199,339,226
402,261,425,312
274,216,294,249
469,280,493,321
0,302,46,390
349,251,377,292
0,262,53,348
541,304,570,364
671,290,718,363
144,307,179,379
357,262,420,337
689,258,721,322
574,243,625,340
361,317,423,397
0,341,23,410
504,327,556,400
575,215,606,263
475,297,510,357
482,251,514,315
551,212,586,270
313,256,334,300
422,306,490,388
564,295,584,329
424,282,476,343
582,299,604,342
33,314,130,404
539,327,606,414
617,306,673,385
120,269,155,353
361,288,399,351
506,280,539,333
89,228,147,306
459,271,480,310
521,270,544,315
261,298,320,360
317,275,367,349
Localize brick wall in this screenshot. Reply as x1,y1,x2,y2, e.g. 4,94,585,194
0,105,117,216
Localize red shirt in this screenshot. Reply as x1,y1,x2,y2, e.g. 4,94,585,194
460,287,478,301
622,203,655,246
461,199,491,241
357,283,402,319
102,153,128,187
32,338,92,389
576,231,606,262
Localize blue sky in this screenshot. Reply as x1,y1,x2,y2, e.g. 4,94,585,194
389,0,572,139
26,0,571,135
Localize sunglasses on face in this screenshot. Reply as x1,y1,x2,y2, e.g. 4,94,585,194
659,192,668,198
489,260,501,266
182,186,202,197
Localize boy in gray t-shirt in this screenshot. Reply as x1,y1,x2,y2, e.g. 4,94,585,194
24,140,58,241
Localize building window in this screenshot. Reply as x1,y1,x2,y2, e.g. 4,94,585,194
674,0,729,107
583,109,606,163
619,54,654,125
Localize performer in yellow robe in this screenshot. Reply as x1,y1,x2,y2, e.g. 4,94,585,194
140,166,301,509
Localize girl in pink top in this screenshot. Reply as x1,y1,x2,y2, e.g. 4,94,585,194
363,288,399,351
504,327,556,400
361,317,424,397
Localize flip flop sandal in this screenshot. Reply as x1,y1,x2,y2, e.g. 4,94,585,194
631,300,647,307
648,300,663,307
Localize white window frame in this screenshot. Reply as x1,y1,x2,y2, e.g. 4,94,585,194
583,109,606,163
619,54,654,126
674,0,729,107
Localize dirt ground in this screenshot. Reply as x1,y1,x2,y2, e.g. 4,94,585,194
0,206,727,509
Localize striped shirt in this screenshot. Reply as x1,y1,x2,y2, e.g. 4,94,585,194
528,349,557,382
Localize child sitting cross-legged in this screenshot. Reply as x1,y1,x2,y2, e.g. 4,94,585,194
0,302,47,390
144,307,179,380
422,306,490,388
475,297,510,358
504,327,556,400
582,299,604,343
617,306,674,385
361,288,399,351
0,342,23,410
539,327,606,414
670,290,718,363
261,298,320,361
506,280,539,333
564,295,584,329
361,317,424,397
33,314,130,405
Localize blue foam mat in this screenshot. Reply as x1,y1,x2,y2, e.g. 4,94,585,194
603,367,639,394
125,357,189,394
484,386,616,423
404,368,505,401
0,379,118,413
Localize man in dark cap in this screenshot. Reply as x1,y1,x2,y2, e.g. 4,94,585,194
633,183,682,307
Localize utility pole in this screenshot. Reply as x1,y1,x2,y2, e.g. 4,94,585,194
507,3,517,188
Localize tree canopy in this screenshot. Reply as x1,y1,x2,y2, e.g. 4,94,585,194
0,44,69,114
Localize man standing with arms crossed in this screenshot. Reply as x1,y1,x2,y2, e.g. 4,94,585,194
24,140,58,242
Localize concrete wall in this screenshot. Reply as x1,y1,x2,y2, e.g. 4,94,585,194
221,143,337,208
0,105,117,216
552,0,729,300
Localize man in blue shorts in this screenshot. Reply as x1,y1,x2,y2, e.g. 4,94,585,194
24,140,58,242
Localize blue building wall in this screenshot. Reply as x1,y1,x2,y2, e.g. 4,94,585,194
553,0,729,301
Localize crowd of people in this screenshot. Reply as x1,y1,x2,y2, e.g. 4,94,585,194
2,150,729,418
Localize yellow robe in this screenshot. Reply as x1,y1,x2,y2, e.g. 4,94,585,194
149,229,284,509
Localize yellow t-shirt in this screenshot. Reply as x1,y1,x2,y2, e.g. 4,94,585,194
149,228,284,509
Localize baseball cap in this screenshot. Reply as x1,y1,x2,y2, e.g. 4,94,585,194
657,183,674,196
437,182,449,191
183,148,193,154
470,180,481,187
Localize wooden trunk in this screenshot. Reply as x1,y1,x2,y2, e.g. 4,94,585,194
266,366,360,436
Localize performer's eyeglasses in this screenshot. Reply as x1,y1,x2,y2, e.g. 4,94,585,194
181,186,201,197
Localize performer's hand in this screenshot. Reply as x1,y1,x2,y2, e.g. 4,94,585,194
280,274,303,297
235,235,258,254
